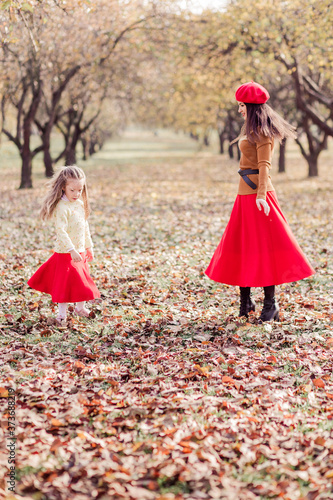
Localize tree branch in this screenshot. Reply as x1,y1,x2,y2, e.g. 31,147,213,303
18,9,38,56
295,137,308,159
302,75,333,107
99,17,154,66
32,144,45,158
2,127,22,151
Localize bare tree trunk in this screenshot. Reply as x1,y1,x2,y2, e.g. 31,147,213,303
57,105,101,166
2,77,42,188
20,152,33,189
293,112,329,177
218,132,224,154
295,136,324,178
65,147,77,166
19,100,41,188
81,136,88,161
35,66,81,176
43,139,54,177
65,122,82,165
308,155,319,177
88,140,96,157
278,138,286,173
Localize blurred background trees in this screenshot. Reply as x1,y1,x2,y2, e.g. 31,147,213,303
1,0,332,187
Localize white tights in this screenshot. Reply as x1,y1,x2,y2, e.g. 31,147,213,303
58,301,87,319
58,303,67,319
76,301,87,311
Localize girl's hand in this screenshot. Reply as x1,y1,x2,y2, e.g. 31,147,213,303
86,248,94,262
256,198,270,216
70,249,83,262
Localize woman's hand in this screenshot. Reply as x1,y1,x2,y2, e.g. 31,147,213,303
70,249,83,262
256,198,270,216
86,248,94,262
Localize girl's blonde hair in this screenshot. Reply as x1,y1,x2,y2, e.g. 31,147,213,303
40,165,91,220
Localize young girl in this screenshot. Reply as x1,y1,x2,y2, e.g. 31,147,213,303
205,81,315,322
28,166,100,325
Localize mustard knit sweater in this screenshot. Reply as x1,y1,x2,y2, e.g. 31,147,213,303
238,134,275,200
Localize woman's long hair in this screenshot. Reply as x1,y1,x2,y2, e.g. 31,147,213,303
40,165,91,221
242,103,297,144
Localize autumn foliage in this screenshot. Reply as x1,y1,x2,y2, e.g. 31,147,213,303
1,0,332,186
0,130,333,498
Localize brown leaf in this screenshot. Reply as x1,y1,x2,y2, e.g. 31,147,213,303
266,355,277,363
222,376,236,385
313,378,325,388
40,329,52,337
0,387,9,397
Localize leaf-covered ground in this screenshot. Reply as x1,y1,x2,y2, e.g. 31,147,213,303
1,130,333,500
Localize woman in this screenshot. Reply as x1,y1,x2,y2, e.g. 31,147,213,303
205,81,315,322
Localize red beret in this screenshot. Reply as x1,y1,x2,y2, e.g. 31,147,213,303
235,81,270,104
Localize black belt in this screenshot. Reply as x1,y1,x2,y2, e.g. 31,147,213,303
238,168,259,190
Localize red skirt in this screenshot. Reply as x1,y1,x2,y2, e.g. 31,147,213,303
205,191,315,287
28,252,101,303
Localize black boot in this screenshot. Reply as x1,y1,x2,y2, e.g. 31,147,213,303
259,285,279,322
239,287,255,318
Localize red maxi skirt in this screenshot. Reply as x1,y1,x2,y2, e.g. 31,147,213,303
205,191,315,287
28,252,100,303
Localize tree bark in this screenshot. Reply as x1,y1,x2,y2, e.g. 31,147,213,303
35,66,81,176
88,140,96,157
81,136,88,160
57,105,101,166
43,139,54,177
274,56,333,138
2,78,43,188
19,83,42,189
20,152,33,188
278,138,286,173
308,155,318,177
65,119,82,165
65,147,77,166
295,134,327,178
218,132,224,154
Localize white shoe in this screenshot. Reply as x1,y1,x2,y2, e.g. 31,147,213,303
56,316,67,326
74,306,90,318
